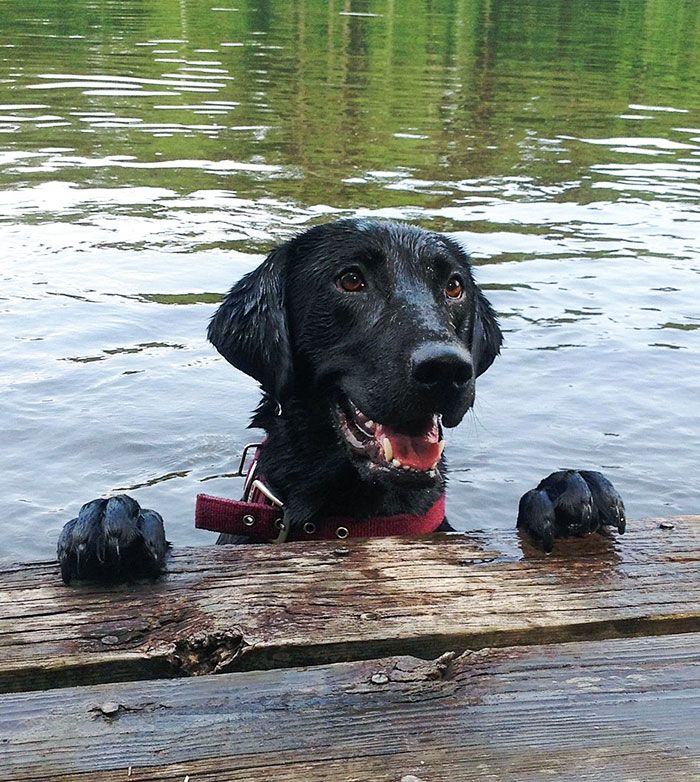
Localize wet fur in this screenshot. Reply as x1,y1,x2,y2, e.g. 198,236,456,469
208,219,502,538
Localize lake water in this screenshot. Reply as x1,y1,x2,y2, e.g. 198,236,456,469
1,0,698,563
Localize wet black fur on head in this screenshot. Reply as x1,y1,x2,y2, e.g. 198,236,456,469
208,219,502,529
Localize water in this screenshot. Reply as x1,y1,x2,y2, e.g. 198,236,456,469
1,0,698,563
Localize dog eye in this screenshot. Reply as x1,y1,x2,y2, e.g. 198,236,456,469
337,268,367,293
445,276,464,299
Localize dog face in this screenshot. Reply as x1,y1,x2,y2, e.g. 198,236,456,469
209,219,501,486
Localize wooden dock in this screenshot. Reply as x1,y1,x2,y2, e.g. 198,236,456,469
1,515,698,781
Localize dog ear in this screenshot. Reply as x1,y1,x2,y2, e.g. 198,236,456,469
472,288,503,377
208,244,293,400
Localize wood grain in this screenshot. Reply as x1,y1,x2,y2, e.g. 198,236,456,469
2,633,698,781
1,516,698,693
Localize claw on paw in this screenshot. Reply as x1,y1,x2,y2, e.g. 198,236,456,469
578,470,626,534
517,489,556,552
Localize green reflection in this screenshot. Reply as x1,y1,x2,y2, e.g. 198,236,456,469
0,0,698,212
139,292,225,304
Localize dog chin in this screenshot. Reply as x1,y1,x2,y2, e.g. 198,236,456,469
332,395,444,485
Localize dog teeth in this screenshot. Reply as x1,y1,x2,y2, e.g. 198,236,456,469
391,458,401,468
429,470,436,478
383,438,394,462
366,420,376,431
437,441,445,456
402,464,410,470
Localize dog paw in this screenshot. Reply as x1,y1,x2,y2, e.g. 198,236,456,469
517,470,625,552
57,495,169,584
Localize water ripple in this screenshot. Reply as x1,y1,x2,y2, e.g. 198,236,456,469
1,0,699,563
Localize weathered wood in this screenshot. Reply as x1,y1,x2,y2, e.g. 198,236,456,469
1,633,698,781
0,516,698,693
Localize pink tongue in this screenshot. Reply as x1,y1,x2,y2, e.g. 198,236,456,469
375,420,441,471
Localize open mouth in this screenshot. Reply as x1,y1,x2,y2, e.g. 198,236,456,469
334,397,444,476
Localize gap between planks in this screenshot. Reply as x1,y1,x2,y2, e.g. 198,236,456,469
0,515,698,693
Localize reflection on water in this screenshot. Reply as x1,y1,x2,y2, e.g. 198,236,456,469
1,0,698,562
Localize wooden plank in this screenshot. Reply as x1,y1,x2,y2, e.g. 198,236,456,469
0,516,698,693
1,633,698,782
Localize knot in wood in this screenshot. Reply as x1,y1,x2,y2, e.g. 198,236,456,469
169,630,247,676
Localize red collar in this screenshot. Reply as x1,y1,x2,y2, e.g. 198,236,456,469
195,443,446,542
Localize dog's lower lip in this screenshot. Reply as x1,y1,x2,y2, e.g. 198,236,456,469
335,396,443,474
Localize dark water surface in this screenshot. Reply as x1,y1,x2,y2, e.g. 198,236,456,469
1,0,699,562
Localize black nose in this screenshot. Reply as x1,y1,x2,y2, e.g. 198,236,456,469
411,343,473,389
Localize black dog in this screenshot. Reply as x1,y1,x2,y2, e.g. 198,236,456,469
57,219,625,583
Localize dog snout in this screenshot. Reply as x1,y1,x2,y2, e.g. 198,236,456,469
411,343,473,390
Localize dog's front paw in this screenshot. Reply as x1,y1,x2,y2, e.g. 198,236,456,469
57,495,169,584
517,470,625,552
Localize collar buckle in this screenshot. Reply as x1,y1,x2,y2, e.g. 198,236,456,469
235,442,262,499
239,448,289,543
250,479,289,543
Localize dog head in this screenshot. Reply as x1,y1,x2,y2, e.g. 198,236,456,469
209,219,502,483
